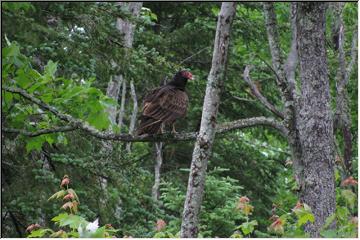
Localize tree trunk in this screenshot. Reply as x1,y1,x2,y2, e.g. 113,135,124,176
296,2,336,237
151,142,163,202
116,2,142,49
332,2,357,174
99,1,142,215
180,2,236,237
118,79,127,130
126,80,138,153
106,75,123,127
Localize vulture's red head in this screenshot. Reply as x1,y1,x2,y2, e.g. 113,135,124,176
180,70,194,80
169,70,193,90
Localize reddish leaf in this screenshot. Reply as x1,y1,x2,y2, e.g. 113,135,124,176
155,219,166,231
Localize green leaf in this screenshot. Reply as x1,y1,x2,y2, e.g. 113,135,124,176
15,69,32,88
44,60,57,77
87,110,110,130
48,190,66,201
26,136,46,152
27,228,53,238
3,92,13,105
239,220,258,235
296,211,315,227
2,43,20,58
336,206,350,223
341,189,356,209
90,226,106,238
320,229,338,238
58,214,86,229
51,213,69,223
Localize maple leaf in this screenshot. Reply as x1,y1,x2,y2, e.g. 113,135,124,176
60,176,70,188
61,201,73,210
341,176,358,187
26,223,41,232
63,193,74,201
268,218,284,235
239,196,250,203
155,219,166,231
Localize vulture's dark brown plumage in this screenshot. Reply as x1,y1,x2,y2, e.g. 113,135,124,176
137,70,193,135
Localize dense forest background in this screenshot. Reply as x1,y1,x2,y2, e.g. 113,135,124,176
1,2,358,238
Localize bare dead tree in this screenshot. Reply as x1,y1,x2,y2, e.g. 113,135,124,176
118,79,127,130
99,1,143,217
332,2,358,174
126,80,138,152
151,142,163,201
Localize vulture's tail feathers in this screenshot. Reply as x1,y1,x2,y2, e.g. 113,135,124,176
137,116,162,135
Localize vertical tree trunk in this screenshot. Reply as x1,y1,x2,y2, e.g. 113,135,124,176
105,75,123,127
263,3,304,190
151,142,163,201
99,1,142,215
126,80,138,153
180,2,236,237
118,79,127,130
296,2,336,237
333,2,357,174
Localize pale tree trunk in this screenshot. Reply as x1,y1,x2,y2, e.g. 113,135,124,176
116,2,142,48
106,75,123,127
151,142,163,201
296,2,336,236
118,79,127,130
126,80,138,153
263,3,304,189
333,2,357,174
180,2,237,237
99,1,142,214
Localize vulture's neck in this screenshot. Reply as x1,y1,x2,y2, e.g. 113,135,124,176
167,78,188,91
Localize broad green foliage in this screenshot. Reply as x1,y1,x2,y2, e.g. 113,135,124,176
3,42,116,152
27,175,118,238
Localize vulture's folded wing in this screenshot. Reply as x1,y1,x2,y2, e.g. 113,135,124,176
143,86,188,123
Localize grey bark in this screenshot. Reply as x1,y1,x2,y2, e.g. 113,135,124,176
116,2,142,49
296,2,336,236
333,3,357,173
180,2,237,237
118,79,127,130
284,3,298,98
100,1,142,212
105,75,123,126
126,80,138,152
263,2,303,195
151,142,163,201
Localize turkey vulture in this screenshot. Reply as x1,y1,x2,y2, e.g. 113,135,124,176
137,70,193,135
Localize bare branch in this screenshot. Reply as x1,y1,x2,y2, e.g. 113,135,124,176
178,47,210,65
243,65,285,119
3,126,76,137
3,86,287,142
